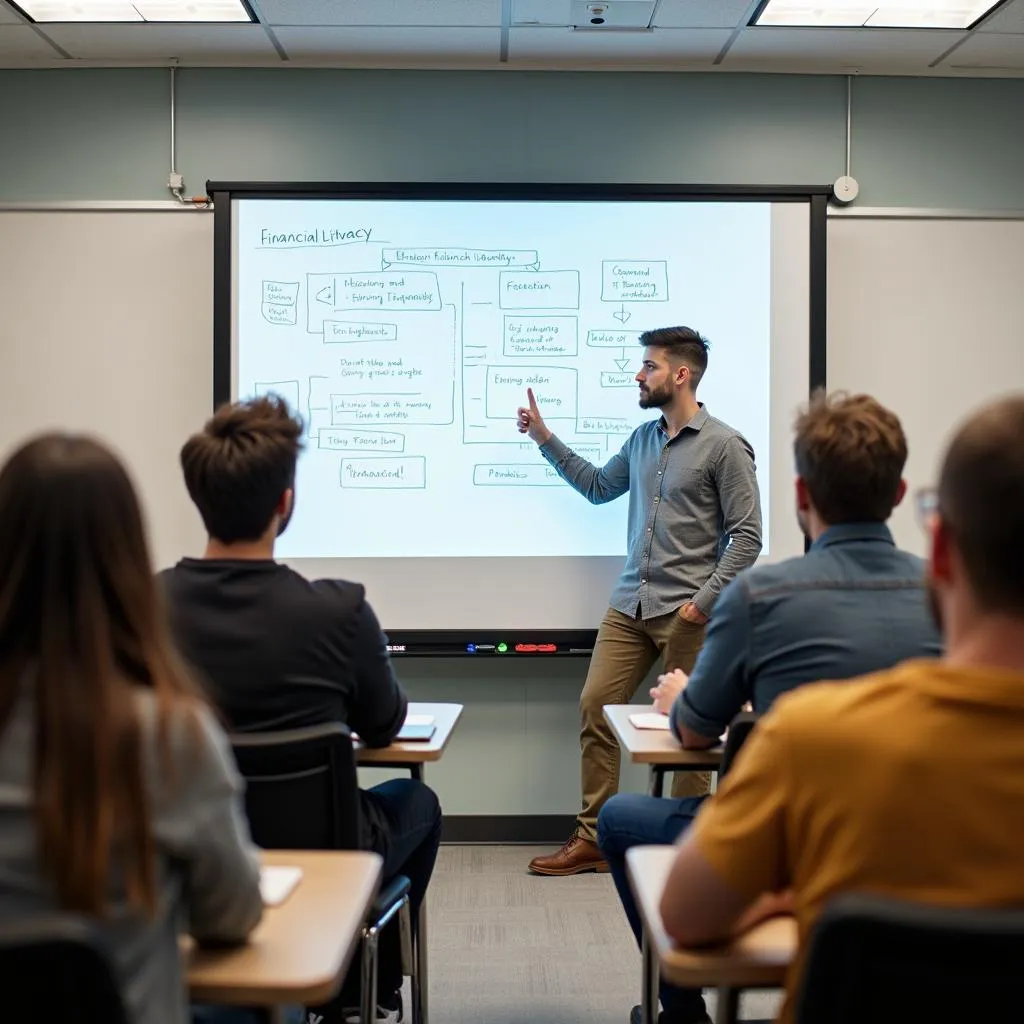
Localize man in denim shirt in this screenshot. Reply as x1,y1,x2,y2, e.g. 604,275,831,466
597,392,941,1024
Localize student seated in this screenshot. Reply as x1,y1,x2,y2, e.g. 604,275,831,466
0,433,263,1024
160,395,441,1024
659,394,1024,1023
597,392,941,1024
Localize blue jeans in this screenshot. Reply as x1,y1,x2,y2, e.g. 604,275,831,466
597,792,708,1022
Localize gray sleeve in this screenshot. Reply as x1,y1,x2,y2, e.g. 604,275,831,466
539,433,631,505
692,435,763,615
154,704,263,946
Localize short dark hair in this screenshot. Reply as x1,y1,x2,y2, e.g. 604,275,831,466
639,326,710,389
938,395,1024,614
180,395,304,544
794,391,907,525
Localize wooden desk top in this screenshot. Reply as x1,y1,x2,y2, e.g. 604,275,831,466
356,701,463,765
603,704,723,767
627,845,795,988
186,850,382,1006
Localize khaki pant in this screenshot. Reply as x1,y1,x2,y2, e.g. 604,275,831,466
577,606,708,842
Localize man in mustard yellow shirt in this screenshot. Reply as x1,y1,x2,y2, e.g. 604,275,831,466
658,394,1024,1024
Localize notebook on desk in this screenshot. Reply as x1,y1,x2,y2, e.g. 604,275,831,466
629,712,671,731
397,714,436,741
260,865,302,906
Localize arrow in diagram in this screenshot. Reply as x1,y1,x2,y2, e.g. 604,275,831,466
315,284,334,305
613,347,631,372
612,303,631,324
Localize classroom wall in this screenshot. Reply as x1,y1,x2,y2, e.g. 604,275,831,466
3,67,1023,823
2,70,1024,209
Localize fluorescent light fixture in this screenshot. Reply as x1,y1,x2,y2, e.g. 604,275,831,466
751,0,1005,29
13,0,253,21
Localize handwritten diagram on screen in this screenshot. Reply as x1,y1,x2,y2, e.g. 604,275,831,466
236,199,772,559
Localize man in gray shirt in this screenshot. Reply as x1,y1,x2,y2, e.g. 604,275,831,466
518,326,762,875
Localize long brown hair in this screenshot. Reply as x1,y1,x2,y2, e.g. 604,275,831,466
0,434,202,916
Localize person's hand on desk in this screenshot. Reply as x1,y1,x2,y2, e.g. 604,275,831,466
650,669,689,715
731,890,794,936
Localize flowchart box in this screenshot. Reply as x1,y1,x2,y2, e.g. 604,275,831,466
324,320,398,343
577,416,633,434
473,464,563,486
308,272,441,331
499,270,580,310
263,281,298,305
484,365,577,420
503,316,578,357
318,428,406,453
383,248,539,269
262,303,297,325
340,456,426,489
586,329,644,348
331,390,454,426
601,261,669,301
600,372,635,387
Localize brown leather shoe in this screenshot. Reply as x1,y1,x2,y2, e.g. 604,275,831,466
528,833,610,876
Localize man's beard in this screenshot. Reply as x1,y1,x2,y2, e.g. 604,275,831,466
638,383,673,409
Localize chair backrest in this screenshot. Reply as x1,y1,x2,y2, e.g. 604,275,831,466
230,722,362,850
795,892,1024,1023
719,710,758,780
0,917,130,1024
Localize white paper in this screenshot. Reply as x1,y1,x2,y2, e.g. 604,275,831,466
260,865,303,906
404,714,435,726
629,712,671,731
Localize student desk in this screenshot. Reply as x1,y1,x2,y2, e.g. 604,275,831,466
627,845,795,1024
603,704,723,797
355,701,464,1024
186,850,381,1022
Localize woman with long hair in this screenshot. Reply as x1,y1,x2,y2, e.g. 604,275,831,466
0,433,263,1024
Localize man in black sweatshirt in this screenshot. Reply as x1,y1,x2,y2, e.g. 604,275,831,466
161,394,440,1023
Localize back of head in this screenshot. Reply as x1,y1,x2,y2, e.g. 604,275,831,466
639,326,709,389
0,434,197,916
938,395,1024,615
794,391,908,524
180,395,304,544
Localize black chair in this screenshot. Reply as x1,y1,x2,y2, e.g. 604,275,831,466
719,710,758,780
231,723,420,1024
795,893,1024,1022
0,917,130,1024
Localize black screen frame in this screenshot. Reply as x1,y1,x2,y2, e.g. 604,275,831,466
209,181,829,656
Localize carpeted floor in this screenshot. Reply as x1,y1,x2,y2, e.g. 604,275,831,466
418,845,783,1024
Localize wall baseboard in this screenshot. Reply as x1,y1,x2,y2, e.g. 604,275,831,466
441,814,576,844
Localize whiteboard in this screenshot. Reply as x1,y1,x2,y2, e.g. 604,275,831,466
2,208,1022,610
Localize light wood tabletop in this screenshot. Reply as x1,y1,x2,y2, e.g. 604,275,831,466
356,701,464,765
603,704,723,767
627,845,795,989
186,849,382,1007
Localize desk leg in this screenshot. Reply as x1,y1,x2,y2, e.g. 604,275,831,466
640,927,658,1024
715,987,739,1024
649,767,665,798
411,763,427,1024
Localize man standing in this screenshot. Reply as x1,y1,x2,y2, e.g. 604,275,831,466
658,394,1024,1024
517,327,762,875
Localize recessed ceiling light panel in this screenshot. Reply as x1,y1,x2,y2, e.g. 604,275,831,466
11,0,254,22
751,0,1005,29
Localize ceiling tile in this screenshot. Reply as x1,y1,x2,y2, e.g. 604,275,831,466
724,26,965,70
654,0,752,29
0,23,62,52
42,22,278,58
945,29,1024,65
978,0,1024,31
508,25,730,64
258,0,502,27
274,24,500,61
511,0,570,25
0,3,25,22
